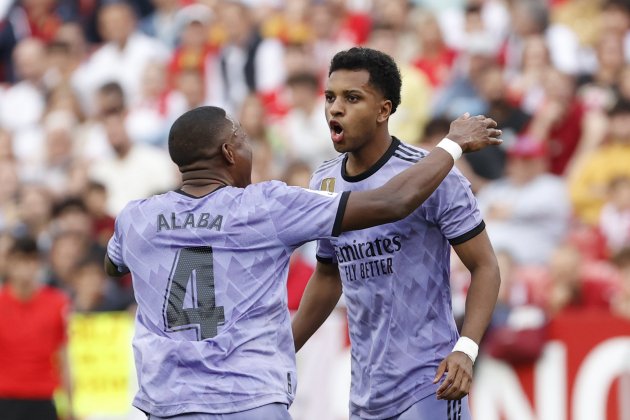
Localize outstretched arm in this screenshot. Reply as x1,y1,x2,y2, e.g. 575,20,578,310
292,261,343,352
339,115,501,233
433,229,500,400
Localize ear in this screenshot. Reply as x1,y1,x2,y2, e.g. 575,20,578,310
377,100,392,124
221,143,236,165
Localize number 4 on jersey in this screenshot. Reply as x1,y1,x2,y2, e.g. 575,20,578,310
163,246,225,340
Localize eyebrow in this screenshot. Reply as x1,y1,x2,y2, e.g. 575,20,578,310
324,89,364,95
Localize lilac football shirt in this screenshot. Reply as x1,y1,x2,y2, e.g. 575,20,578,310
107,181,349,416
311,138,484,419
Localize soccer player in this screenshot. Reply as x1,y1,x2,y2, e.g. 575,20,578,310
291,47,502,420
104,106,500,419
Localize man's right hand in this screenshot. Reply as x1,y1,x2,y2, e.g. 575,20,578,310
447,113,503,153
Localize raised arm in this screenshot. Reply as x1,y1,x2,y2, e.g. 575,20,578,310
339,115,501,233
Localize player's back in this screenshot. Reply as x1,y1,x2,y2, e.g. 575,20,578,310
107,181,345,416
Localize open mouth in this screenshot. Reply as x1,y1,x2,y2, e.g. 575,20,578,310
329,120,344,142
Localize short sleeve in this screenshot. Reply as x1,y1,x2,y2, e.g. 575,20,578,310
431,169,485,245
263,181,350,248
316,239,337,264
107,213,129,273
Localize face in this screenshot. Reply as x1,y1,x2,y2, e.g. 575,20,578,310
324,69,389,153
7,253,41,290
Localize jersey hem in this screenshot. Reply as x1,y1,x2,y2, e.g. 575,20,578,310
133,393,291,416
448,220,486,245
350,382,439,419
332,191,350,236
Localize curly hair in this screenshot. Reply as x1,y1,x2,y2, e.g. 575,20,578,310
328,47,402,114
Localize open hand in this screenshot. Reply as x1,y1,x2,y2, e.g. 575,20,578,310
447,113,503,153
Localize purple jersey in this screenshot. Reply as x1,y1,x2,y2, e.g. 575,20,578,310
311,138,484,419
107,181,349,416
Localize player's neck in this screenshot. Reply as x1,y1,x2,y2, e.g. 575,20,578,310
345,133,393,177
180,170,230,197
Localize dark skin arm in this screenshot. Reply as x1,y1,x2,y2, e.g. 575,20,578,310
434,229,500,400
339,115,501,233
104,254,129,278
292,261,342,352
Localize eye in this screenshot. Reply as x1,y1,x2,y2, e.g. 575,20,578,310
325,94,335,103
347,95,359,103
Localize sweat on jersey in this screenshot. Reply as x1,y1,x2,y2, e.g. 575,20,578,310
107,181,349,416
311,137,484,420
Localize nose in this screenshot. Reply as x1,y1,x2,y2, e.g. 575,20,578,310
328,97,344,117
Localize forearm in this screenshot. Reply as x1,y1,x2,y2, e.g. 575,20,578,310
460,264,501,344
292,270,342,352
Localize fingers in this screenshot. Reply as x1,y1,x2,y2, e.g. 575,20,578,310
457,112,471,120
433,359,447,384
488,128,502,138
436,366,455,398
435,354,473,400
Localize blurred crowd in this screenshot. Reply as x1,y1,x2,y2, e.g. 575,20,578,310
1,0,630,394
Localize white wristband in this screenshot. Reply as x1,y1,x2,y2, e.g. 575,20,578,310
453,336,479,364
436,138,463,161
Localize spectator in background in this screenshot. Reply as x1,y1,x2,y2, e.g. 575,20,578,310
72,1,170,115
477,137,571,265
506,34,550,114
0,237,73,420
82,181,115,248
481,249,548,365
0,38,47,137
464,64,531,186
207,0,285,113
88,82,178,215
239,93,283,182
167,3,215,88
545,242,617,316
0,0,75,82
138,0,181,49
599,176,630,254
71,257,133,313
126,60,171,146
167,69,208,120
431,35,497,120
576,32,624,113
410,9,458,90
12,183,53,245
570,99,630,226
277,72,336,170
526,68,585,175
367,23,432,144
611,247,630,319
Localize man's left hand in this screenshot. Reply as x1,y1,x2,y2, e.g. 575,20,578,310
433,351,473,400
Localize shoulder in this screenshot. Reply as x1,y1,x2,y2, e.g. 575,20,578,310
312,154,345,178
40,286,70,306
114,193,163,224
390,139,429,164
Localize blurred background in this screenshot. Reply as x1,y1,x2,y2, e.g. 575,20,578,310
0,0,629,419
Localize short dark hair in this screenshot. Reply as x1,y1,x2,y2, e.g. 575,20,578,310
9,236,39,257
168,106,233,167
328,47,402,114
609,98,630,116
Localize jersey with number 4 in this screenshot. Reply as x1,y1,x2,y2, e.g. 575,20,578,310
311,138,484,419
107,181,349,416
